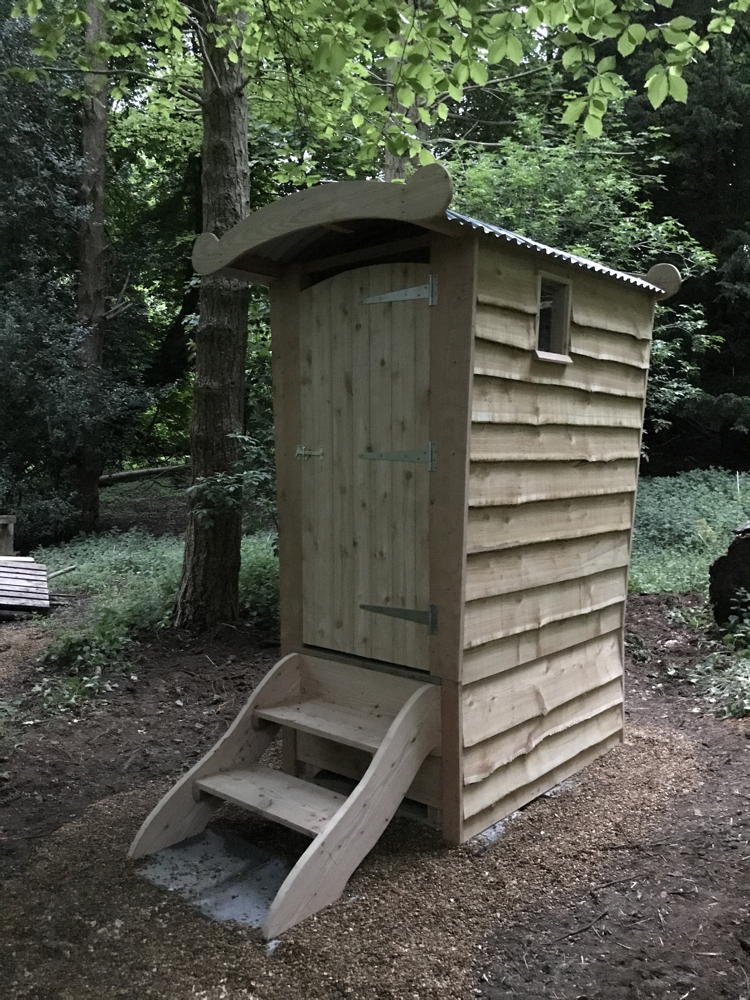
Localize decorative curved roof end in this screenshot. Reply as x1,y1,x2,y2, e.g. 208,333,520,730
192,164,453,277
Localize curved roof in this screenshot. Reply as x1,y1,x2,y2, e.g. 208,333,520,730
192,164,672,297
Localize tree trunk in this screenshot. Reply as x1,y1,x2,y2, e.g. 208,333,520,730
174,5,251,629
75,0,109,532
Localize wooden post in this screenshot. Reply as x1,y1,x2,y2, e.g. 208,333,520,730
428,232,477,844
0,516,16,556
271,266,304,654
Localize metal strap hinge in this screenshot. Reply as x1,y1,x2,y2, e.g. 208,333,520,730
363,274,437,306
360,603,437,633
359,441,436,470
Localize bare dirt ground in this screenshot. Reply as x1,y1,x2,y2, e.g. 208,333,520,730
0,593,747,1000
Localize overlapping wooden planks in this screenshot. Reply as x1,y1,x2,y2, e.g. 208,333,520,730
468,459,638,507
462,730,622,837
476,246,654,339
464,566,628,649
467,494,634,554
462,631,623,747
463,603,624,684
473,337,647,398
456,243,651,838
463,703,623,819
470,424,641,464
0,558,50,613
473,375,645,428
465,532,631,602
463,677,623,784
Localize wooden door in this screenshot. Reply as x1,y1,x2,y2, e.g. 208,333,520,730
299,262,431,670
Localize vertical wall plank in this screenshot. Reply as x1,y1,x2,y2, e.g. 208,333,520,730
271,267,304,653
429,232,477,843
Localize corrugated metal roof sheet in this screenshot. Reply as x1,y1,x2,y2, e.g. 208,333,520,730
445,209,662,293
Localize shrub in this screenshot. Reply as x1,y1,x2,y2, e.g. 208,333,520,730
630,469,750,593
683,590,750,718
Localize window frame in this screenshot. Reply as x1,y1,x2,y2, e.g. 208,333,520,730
534,272,572,364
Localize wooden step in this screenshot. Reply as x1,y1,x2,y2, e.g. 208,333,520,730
254,700,393,753
195,765,346,837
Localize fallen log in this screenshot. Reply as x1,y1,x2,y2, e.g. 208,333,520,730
98,464,189,488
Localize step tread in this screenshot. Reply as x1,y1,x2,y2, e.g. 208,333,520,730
195,765,346,837
255,699,394,752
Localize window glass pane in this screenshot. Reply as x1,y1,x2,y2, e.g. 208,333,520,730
537,278,569,355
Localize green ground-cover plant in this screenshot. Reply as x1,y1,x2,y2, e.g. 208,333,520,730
668,590,750,719
630,468,750,593
33,530,278,709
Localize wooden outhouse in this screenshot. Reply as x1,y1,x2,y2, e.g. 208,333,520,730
130,166,679,937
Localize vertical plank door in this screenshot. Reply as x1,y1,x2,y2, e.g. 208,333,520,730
299,263,431,671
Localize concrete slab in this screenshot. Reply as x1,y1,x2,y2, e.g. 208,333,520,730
138,823,294,929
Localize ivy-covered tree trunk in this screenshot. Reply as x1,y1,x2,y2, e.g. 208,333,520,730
75,0,108,532
174,6,251,629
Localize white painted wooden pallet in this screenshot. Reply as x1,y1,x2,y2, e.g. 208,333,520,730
0,557,50,614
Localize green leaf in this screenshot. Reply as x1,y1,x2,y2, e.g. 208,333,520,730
618,32,635,57
583,113,603,138
562,45,581,69
369,94,389,113
469,61,488,85
447,80,463,102
669,16,696,30
436,101,449,121
525,4,542,29
561,96,586,124
418,147,435,166
662,27,688,45
647,69,669,109
397,85,415,107
351,112,364,128
708,15,736,33
505,34,524,65
547,1,568,27
363,13,385,32
454,61,469,85
598,55,616,72
668,72,688,102
487,37,506,63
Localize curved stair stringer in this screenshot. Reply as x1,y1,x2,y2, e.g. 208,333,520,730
263,682,441,939
128,652,303,859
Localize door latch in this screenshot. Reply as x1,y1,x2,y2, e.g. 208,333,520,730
295,445,324,459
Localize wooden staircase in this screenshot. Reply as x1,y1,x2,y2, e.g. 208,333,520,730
128,652,441,938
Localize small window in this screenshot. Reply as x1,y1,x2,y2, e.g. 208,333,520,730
536,276,571,362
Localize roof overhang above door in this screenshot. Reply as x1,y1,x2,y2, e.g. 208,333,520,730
192,165,454,284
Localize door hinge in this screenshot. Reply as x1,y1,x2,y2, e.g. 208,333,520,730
360,603,437,633
295,445,324,459
359,441,436,471
362,274,437,306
